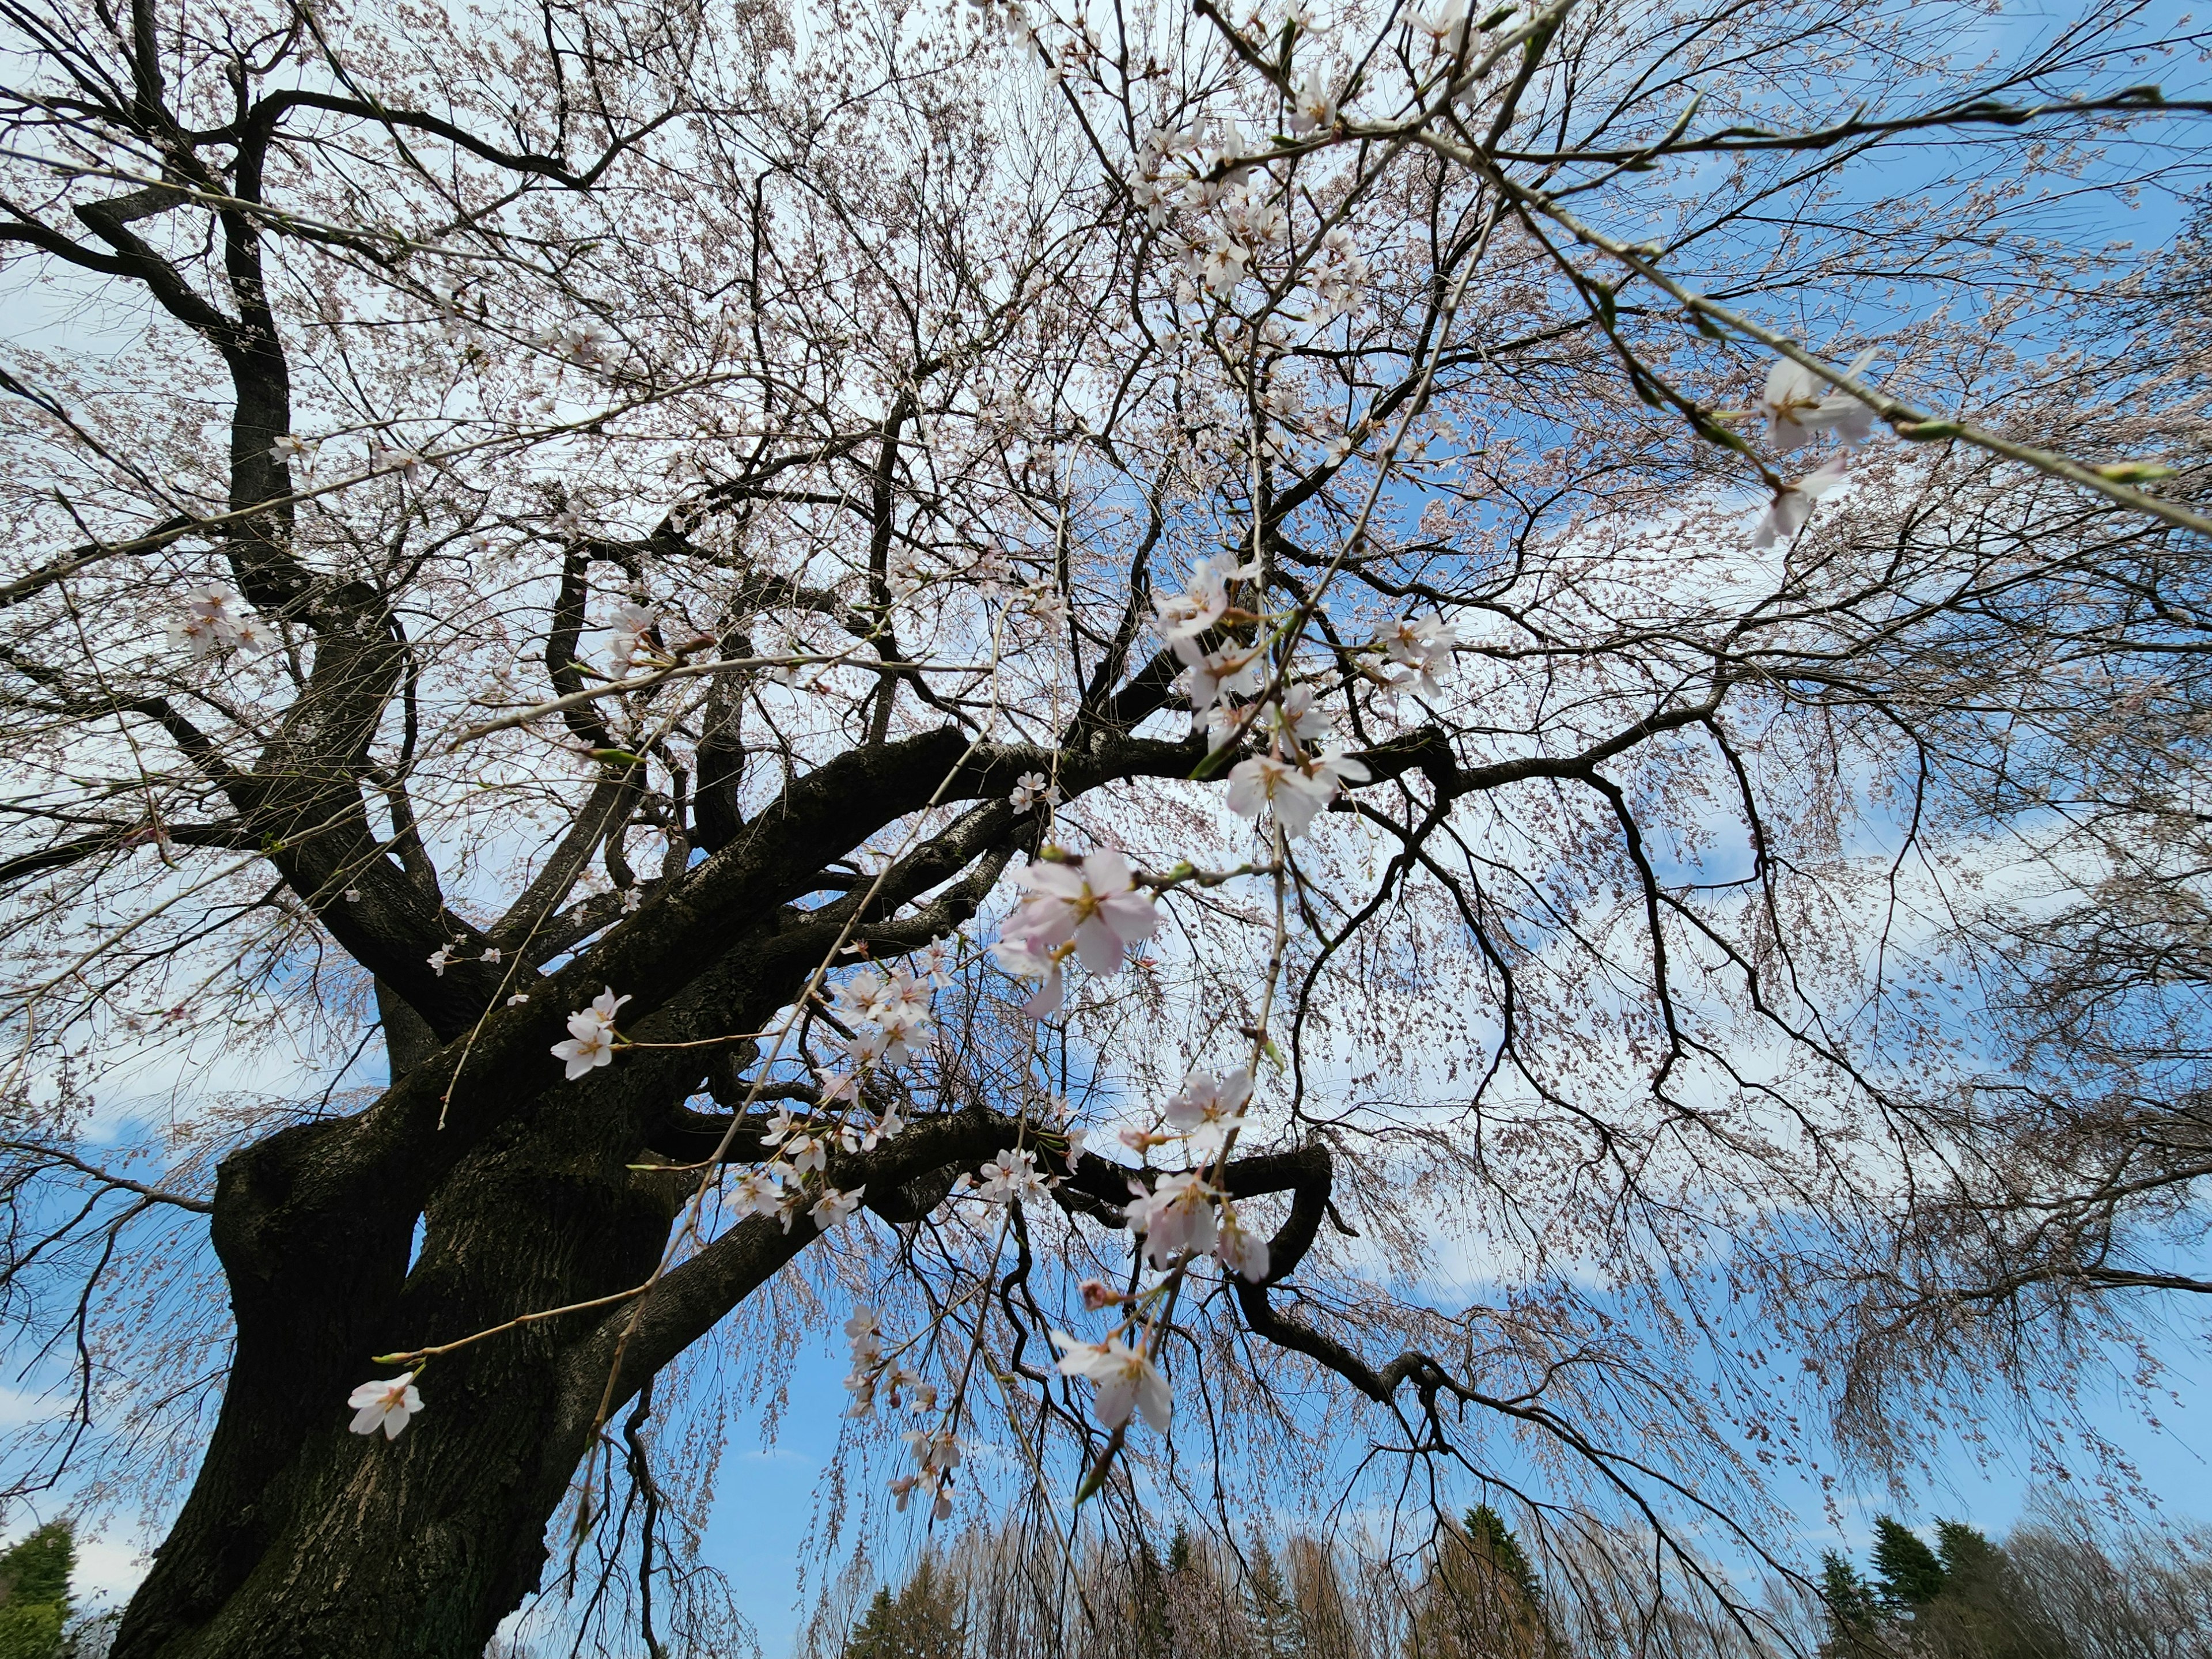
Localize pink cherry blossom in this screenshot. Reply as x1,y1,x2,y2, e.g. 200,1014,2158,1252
1002,849,1159,975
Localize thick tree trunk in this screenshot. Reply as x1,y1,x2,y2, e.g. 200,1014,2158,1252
111,1084,682,1659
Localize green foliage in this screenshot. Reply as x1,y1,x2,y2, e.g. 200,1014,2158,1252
1934,1520,2002,1581
1244,1535,1301,1659
1403,1508,1552,1659
0,1522,74,1659
1464,1508,1539,1605
1872,1517,1949,1610
1818,1551,1881,1658
842,1557,963,1659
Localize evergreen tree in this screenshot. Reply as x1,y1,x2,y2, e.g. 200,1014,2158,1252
1132,1538,1172,1659
1403,1509,1550,1659
1919,1522,2068,1659
0,1522,74,1659
1817,1551,1884,1658
1464,1509,1539,1606
1244,1535,1301,1659
1872,1518,1949,1612
843,1587,900,1659
841,1558,963,1659
1166,1525,1192,1576
1933,1521,2002,1582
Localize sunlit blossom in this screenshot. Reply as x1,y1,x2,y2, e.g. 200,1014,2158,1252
347,1373,423,1440
1762,350,1878,451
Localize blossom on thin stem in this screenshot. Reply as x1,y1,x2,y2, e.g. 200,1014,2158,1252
1008,771,1059,813
1125,1170,1223,1267
1376,615,1457,700
1001,848,1160,976
347,1373,423,1440
977,1146,1051,1205
1164,1067,1252,1154
1051,1331,1172,1433
1750,452,1851,549
1153,558,1229,642
1761,350,1878,451
552,987,630,1080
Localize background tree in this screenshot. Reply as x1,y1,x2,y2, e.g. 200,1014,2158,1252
843,1556,964,1659
0,1524,71,1659
0,0,2209,1654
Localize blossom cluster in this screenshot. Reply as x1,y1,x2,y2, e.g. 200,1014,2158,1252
168,586,274,660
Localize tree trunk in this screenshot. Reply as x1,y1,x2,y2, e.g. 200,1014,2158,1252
110,1082,682,1659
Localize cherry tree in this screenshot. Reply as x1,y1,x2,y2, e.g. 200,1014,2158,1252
1,0,2208,1652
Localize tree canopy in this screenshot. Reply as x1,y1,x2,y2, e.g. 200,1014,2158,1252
0,0,2207,1652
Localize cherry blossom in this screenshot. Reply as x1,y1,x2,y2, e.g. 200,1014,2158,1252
1216,1212,1272,1283
607,602,657,672
987,933,1065,1018
1412,0,1469,47
168,586,262,660
551,1017,615,1080
1001,849,1160,975
1008,770,1057,813
1125,1170,1223,1267
1377,615,1457,700
1762,350,1879,451
731,1169,783,1222
1750,452,1851,548
1164,1067,1252,1153
346,1373,423,1440
1226,754,1337,839
1153,558,1229,643
976,1147,1051,1205
1289,72,1338,135
1178,641,1268,724
551,986,630,1080
1051,1331,1172,1433
914,938,957,987
811,1184,865,1230
1263,684,1331,747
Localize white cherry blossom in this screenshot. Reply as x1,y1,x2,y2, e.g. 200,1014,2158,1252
607,602,657,672
1289,72,1338,134
1750,452,1851,549
347,1373,424,1440
977,1147,1050,1205
1377,615,1457,699
1125,1170,1222,1267
1153,558,1229,643
1217,1213,1271,1282
551,1017,615,1079
1164,1067,1252,1153
1762,349,1879,451
914,938,957,987
1009,770,1051,812
812,1184,865,1229
988,933,1065,1018
731,1169,784,1222
1051,1331,1172,1433
169,585,261,660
